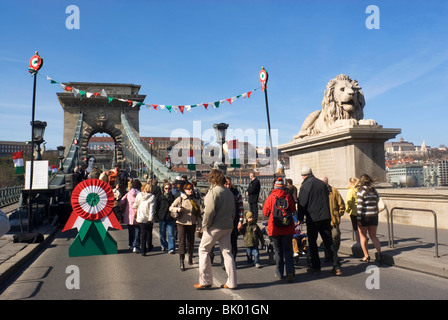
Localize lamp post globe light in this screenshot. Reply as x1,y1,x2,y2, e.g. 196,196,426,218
213,123,229,175
31,120,47,160
57,145,66,171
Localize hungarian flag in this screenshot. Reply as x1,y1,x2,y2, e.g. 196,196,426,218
187,149,196,170
51,165,58,173
228,139,241,168
12,151,24,174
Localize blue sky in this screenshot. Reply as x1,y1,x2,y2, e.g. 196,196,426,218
0,0,447,150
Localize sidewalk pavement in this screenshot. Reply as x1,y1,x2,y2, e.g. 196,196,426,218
0,205,447,290
337,218,448,278
0,203,58,288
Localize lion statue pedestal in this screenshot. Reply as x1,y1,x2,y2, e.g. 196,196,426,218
279,74,400,189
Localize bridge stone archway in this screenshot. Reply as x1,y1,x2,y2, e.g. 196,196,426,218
57,82,146,168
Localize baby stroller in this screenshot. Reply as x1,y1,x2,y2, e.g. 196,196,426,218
261,220,275,265
292,218,307,265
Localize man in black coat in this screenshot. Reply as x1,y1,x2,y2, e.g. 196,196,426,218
297,166,341,276
246,172,261,223
156,183,176,253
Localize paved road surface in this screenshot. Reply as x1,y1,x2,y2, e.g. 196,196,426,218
1,224,447,303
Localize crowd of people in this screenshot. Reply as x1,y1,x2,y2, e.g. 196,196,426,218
73,156,384,290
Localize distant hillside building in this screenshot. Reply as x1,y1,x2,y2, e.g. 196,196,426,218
0,141,32,157
88,136,115,150
385,137,429,157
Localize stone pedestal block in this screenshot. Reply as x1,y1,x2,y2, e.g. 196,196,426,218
279,124,401,189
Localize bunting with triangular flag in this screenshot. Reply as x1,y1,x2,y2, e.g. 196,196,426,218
43,74,258,114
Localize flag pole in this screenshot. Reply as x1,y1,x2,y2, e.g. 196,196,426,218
260,67,276,179
28,52,42,233
27,72,37,232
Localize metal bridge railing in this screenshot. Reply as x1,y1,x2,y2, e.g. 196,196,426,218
0,186,23,207
388,207,439,258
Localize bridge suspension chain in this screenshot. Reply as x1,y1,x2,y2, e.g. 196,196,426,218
120,112,177,182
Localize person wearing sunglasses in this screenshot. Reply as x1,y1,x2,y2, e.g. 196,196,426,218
170,183,202,271
157,183,176,253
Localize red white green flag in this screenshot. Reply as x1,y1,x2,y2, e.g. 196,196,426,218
12,151,24,174
228,139,241,168
187,149,196,171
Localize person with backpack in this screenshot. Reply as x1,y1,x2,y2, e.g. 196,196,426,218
262,178,296,282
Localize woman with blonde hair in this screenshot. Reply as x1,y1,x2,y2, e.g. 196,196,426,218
134,183,156,256
356,174,383,263
346,177,360,244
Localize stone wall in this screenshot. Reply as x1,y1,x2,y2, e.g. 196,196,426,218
56,82,145,164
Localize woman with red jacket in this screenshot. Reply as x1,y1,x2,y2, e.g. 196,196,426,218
263,178,296,282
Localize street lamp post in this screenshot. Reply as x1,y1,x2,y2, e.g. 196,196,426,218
27,51,44,233
166,146,172,169
32,120,47,160
213,123,229,175
27,120,46,233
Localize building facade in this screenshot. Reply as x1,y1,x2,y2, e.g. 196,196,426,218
0,141,32,157
439,160,448,187
387,163,424,187
385,137,429,158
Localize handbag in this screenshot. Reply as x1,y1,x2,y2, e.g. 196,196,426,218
170,208,182,219
170,202,182,219
378,196,386,212
170,197,184,219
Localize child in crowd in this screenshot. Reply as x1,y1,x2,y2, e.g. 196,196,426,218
292,215,307,258
239,211,265,268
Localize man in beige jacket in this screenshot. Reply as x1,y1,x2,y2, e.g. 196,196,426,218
194,169,237,290
320,177,345,257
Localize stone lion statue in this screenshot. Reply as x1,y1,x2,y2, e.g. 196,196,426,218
294,74,376,139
